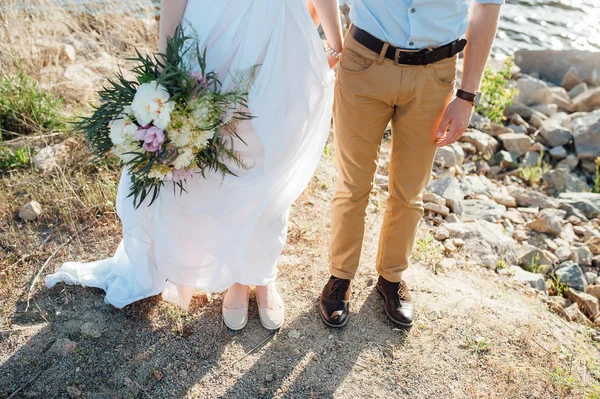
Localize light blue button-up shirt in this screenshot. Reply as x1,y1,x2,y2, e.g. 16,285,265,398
349,0,504,50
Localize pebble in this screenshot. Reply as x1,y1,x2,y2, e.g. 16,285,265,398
18,201,42,221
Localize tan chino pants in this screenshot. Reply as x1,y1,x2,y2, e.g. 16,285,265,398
330,34,457,282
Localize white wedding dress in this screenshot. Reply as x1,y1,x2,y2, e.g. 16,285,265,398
45,0,334,309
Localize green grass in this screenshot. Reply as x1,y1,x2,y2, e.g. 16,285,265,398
475,57,517,123
519,151,551,187
0,146,31,172
0,71,65,139
549,274,568,297
412,234,443,274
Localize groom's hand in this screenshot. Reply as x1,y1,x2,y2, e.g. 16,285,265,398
435,98,473,147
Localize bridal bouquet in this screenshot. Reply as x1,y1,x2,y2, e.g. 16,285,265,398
76,26,256,208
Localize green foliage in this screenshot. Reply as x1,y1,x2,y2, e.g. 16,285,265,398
0,146,31,172
528,253,543,274
475,57,517,123
594,157,600,194
0,71,64,139
549,274,568,297
497,258,508,270
519,151,550,186
412,234,443,274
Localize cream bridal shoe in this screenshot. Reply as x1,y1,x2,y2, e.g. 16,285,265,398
222,283,250,330
255,283,285,330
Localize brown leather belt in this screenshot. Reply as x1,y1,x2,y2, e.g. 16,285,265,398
350,25,467,66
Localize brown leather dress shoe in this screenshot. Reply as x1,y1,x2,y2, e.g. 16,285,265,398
376,276,414,328
319,276,351,328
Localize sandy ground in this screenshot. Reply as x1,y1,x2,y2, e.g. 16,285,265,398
1,142,600,399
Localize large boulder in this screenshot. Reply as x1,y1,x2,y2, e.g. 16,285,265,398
558,193,600,219
514,50,600,87
459,175,495,197
543,169,590,193
445,220,517,269
569,110,600,161
517,244,555,270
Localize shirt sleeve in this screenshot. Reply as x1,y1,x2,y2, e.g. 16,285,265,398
473,0,504,4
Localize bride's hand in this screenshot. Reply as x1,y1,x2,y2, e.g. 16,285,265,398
327,54,340,69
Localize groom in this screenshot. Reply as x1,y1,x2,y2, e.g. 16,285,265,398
320,0,503,328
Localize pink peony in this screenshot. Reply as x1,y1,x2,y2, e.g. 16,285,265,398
172,168,195,182
139,126,165,153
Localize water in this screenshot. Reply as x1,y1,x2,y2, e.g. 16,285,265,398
339,0,600,55
50,0,600,55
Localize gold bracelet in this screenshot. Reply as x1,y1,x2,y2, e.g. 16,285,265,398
325,42,342,59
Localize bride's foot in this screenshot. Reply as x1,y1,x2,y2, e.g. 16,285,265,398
222,283,250,330
255,283,285,330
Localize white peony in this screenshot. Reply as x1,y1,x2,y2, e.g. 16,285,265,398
131,81,175,129
173,147,195,170
108,108,137,145
169,126,192,148
113,141,143,163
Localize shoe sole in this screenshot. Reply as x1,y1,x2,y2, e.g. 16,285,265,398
260,318,285,331
223,317,248,331
376,286,414,329
318,295,349,328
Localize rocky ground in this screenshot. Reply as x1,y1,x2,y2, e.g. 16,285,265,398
2,3,600,399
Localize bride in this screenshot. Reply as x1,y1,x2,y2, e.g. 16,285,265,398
45,0,343,330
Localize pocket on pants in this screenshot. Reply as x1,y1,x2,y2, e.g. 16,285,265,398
429,55,458,86
339,37,378,75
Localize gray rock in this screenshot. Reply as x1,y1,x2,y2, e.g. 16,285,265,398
558,202,589,222
543,169,590,193
459,175,495,197
514,50,600,87
505,102,548,123
566,289,600,321
561,66,582,91
423,191,446,206
458,200,506,223
32,138,77,172
434,227,450,241
491,191,517,208
527,208,567,236
570,110,600,161
424,202,450,217
18,201,42,221
555,246,572,263
491,150,517,169
555,261,588,292
507,187,559,209
558,192,600,219
520,151,541,168
516,75,552,105
532,103,558,117
556,154,579,171
459,130,499,157
517,244,555,270
581,159,597,173
445,220,518,269
549,146,567,160
586,272,598,285
80,321,103,338
510,266,546,291
426,177,465,214
575,246,593,266
569,82,588,99
435,143,465,167
498,133,534,157
572,87,600,112
539,120,573,147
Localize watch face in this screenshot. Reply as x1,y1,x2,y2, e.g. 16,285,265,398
474,92,482,107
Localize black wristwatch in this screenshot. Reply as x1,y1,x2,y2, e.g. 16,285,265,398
456,89,481,107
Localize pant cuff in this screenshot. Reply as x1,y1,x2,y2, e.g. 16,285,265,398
378,269,404,283
329,267,357,280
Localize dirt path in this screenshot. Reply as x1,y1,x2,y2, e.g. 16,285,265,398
1,145,599,399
